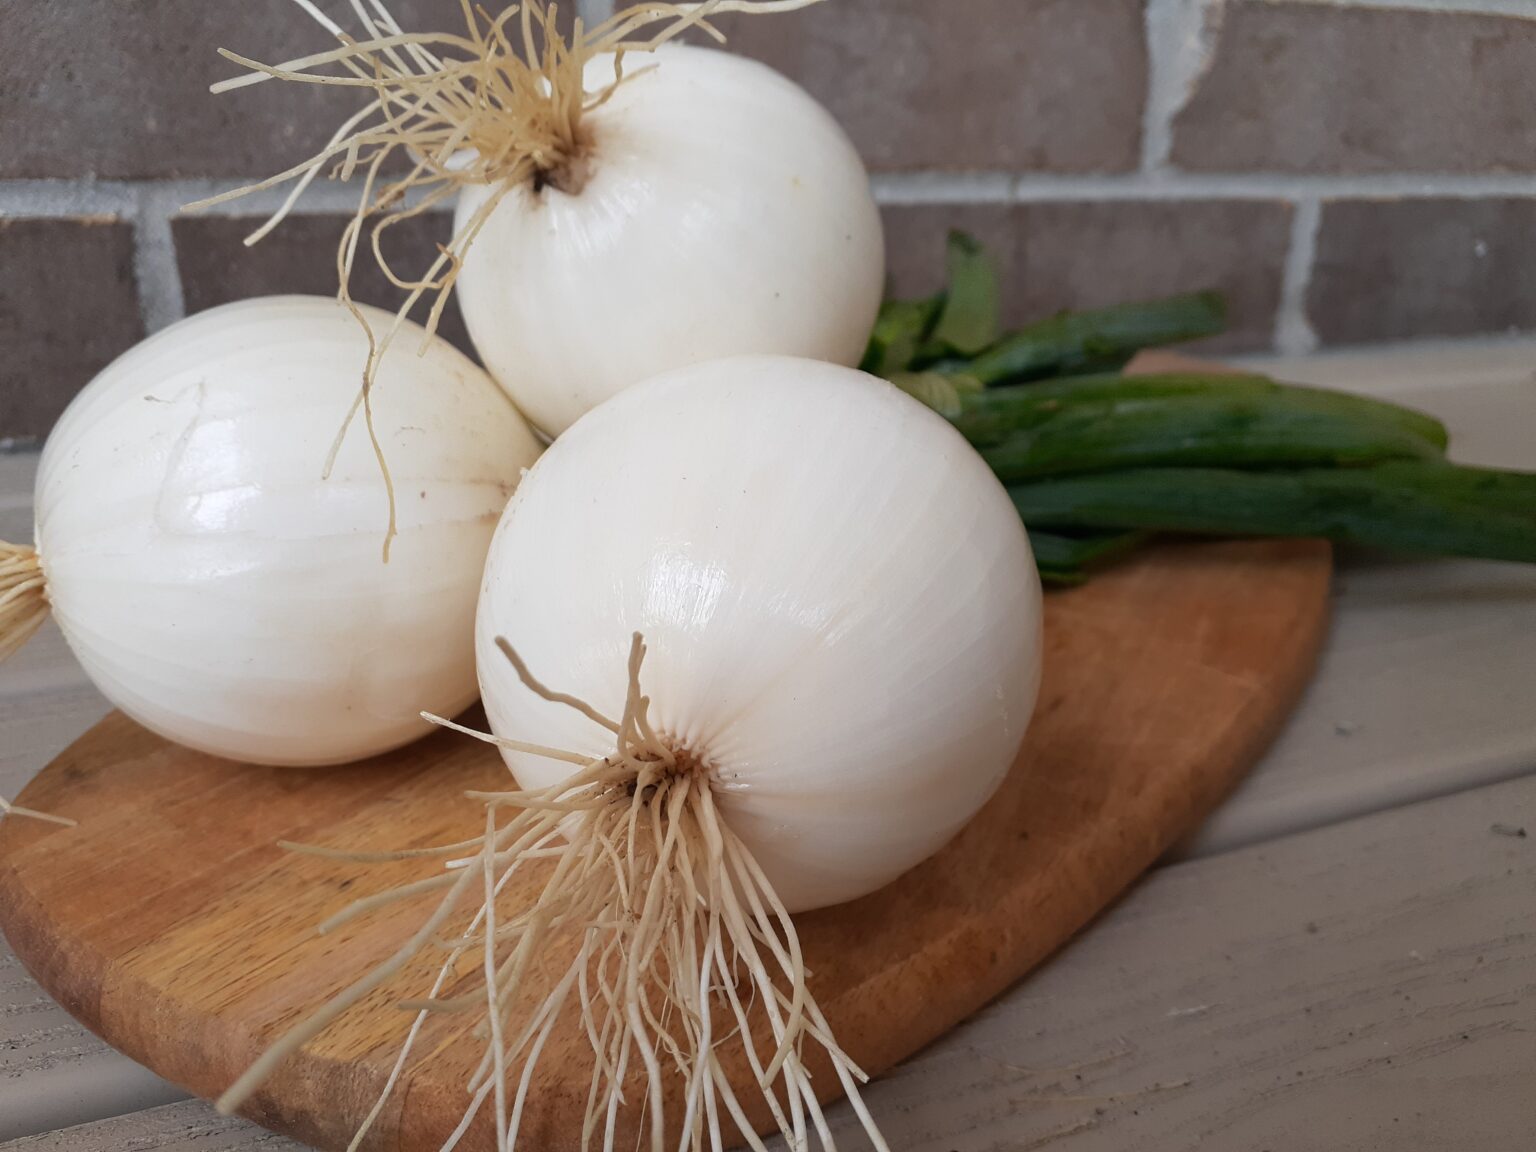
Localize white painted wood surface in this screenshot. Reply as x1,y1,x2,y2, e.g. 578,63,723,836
1187,345,1536,853
0,1103,295,1150
0,337,1533,1147
10,771,1536,1150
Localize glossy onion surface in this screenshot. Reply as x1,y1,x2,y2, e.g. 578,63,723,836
455,45,885,438
35,297,542,765
477,356,1042,912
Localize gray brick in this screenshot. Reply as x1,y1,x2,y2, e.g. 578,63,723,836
712,0,1147,172
172,212,474,357
0,1,559,179
1309,198,1536,345
1173,2,1536,175
0,218,145,445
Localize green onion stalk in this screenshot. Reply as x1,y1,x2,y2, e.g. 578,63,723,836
868,231,1536,583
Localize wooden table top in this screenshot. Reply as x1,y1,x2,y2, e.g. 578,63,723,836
2,335,1534,1151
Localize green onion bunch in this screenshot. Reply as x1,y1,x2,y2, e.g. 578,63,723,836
868,232,1536,583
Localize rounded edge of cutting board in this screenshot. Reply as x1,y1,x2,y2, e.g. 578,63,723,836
0,537,1332,1152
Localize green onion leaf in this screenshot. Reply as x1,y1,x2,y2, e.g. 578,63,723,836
1009,462,1536,565
917,231,1000,361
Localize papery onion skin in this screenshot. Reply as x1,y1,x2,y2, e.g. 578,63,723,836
476,355,1042,912
34,296,542,766
454,45,886,439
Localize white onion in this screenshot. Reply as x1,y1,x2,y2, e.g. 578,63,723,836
200,4,886,439
454,45,886,437
12,296,541,766
478,354,1043,910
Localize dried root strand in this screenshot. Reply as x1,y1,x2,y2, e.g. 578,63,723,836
187,0,822,556
0,542,75,828
0,796,77,829
220,631,889,1152
0,542,48,664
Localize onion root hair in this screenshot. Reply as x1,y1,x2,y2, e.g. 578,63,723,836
218,631,889,1152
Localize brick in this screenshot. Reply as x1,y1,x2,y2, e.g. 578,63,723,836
711,0,1146,172
882,200,1293,353
1308,198,1536,346
0,218,144,446
0,1,561,179
1172,2,1536,175
172,212,474,357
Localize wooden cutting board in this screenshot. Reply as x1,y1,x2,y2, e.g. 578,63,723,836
0,536,1330,1151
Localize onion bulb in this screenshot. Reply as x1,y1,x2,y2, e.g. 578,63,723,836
478,356,1044,911
0,296,541,767
220,356,1041,1151
195,0,885,437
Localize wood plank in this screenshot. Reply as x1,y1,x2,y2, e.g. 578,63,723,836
841,772,1536,1149
1186,552,1536,854
0,979,184,1144
0,453,37,505
1241,333,1536,401
10,770,1536,1151
0,1101,293,1150
0,623,88,699
0,676,108,805
0,454,36,549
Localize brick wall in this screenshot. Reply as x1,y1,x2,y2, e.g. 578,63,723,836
3,0,1535,444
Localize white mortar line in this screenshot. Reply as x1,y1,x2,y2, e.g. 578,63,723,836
576,0,617,24
1141,0,1220,173
872,170,1536,205
0,178,422,221
1279,0,1536,17
161,178,396,217
0,182,138,217
5,169,1536,219
1275,200,1323,356
868,172,1016,205
129,187,188,332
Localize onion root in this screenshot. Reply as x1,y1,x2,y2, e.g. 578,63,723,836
0,542,48,663
218,632,889,1152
